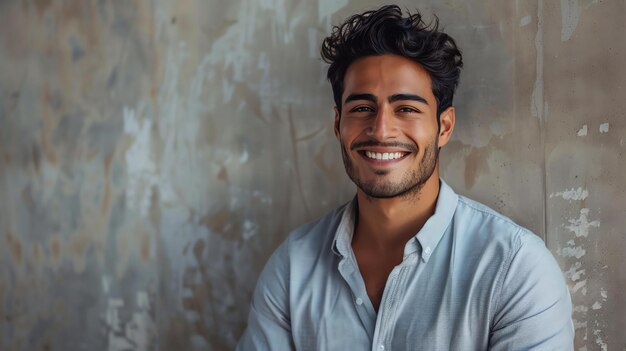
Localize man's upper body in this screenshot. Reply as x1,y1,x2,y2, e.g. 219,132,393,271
238,5,574,350
237,180,574,350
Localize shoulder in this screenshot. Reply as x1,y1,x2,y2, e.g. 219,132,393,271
452,195,568,300
251,201,349,309
453,194,540,252
455,195,528,234
450,195,572,339
448,194,549,289
451,192,561,279
282,200,350,255
259,200,350,274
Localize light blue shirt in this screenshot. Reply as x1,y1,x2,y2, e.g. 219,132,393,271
237,180,574,350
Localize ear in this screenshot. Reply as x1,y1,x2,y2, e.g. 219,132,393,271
334,107,341,139
437,106,455,148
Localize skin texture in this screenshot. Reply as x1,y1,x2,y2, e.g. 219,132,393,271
334,54,456,310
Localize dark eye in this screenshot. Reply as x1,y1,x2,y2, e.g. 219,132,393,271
350,106,374,113
398,106,420,113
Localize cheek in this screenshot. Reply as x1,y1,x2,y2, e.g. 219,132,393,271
405,128,438,154
405,121,438,139
336,125,351,147
339,118,367,137
338,122,357,143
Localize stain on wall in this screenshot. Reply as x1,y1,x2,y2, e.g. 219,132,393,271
0,0,624,350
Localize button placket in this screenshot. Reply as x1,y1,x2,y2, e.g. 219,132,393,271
339,257,376,337
372,263,408,351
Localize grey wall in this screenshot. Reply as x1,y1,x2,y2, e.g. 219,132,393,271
0,0,624,350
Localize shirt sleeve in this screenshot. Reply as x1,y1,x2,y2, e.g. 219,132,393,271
489,231,575,350
236,239,295,351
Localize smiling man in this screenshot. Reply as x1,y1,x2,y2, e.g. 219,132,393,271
238,5,574,350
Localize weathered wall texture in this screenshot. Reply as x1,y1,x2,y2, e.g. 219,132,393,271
0,0,623,350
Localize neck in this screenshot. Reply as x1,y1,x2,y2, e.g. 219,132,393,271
354,171,441,251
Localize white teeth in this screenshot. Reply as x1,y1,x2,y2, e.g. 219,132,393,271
364,151,405,160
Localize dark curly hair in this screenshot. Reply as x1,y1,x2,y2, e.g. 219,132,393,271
321,5,463,118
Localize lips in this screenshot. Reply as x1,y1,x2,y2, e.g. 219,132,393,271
351,141,416,165
357,149,411,165
363,151,408,160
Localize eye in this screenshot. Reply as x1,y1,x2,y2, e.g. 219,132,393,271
350,106,375,113
397,106,420,113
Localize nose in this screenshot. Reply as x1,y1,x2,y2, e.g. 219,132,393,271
367,105,398,140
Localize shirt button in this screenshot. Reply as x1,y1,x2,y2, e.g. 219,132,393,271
355,297,363,305
378,345,385,351
424,246,431,254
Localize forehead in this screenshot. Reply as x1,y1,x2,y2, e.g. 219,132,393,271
342,54,434,102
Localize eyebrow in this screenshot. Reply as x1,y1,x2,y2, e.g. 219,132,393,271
388,93,428,105
344,93,377,104
344,93,429,105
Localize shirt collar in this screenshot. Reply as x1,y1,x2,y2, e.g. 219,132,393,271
332,179,459,263
412,179,458,262
332,196,357,259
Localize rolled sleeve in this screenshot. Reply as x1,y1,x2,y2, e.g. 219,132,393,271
237,240,295,351
489,232,575,350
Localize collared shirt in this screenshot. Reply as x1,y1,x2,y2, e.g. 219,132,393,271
237,180,574,350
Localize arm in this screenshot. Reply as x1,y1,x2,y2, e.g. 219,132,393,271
489,233,575,350
236,240,295,351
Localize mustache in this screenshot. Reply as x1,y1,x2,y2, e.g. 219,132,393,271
350,140,418,153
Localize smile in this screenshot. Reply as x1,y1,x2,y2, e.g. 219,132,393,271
363,151,408,161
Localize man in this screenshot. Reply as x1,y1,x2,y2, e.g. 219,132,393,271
238,5,574,350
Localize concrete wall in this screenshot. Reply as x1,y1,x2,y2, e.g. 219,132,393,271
0,0,623,350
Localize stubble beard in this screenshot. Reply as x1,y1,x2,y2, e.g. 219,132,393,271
340,135,439,199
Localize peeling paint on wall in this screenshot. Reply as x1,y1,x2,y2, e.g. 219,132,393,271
550,187,589,201
599,122,609,133
564,208,600,238
531,0,545,122
560,0,581,41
